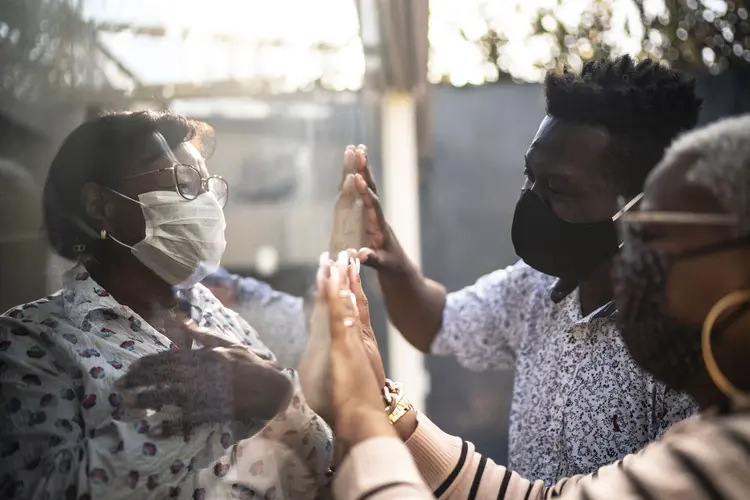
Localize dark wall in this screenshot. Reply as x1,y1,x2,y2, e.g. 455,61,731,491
0,113,50,313
420,83,545,463
694,68,750,125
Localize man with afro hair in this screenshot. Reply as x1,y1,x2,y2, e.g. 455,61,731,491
351,55,703,483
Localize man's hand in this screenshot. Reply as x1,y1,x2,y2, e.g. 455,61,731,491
335,145,445,355
337,144,408,272
117,323,293,435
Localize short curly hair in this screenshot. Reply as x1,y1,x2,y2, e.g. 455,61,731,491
669,114,750,238
545,55,702,196
43,110,215,260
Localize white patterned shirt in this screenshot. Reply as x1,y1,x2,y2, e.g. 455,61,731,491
220,274,307,370
431,260,698,485
0,264,332,500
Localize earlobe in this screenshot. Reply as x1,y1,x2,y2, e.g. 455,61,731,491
80,182,109,228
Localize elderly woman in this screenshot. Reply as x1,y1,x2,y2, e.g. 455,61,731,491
0,111,332,499
322,114,750,499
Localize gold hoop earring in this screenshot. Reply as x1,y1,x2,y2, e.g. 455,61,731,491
701,290,750,402
100,229,107,241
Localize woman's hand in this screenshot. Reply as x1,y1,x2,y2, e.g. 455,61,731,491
117,323,293,434
330,166,365,255
321,252,395,462
341,249,419,443
345,250,386,389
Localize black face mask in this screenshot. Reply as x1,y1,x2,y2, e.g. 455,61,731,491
614,231,750,392
511,189,619,281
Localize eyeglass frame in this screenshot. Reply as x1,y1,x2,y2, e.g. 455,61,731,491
615,192,738,227
120,163,229,208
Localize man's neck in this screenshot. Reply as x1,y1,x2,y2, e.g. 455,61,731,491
577,259,614,317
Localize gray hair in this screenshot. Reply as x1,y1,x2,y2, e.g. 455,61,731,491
661,114,750,237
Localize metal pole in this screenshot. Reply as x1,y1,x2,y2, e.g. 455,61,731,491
381,91,429,412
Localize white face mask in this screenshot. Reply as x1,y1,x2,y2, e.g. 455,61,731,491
110,190,227,288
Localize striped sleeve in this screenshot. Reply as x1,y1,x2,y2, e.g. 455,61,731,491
336,411,750,500
405,412,549,499
405,411,750,500
567,414,750,500
333,436,433,500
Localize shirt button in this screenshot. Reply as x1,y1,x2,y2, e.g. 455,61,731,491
554,397,565,406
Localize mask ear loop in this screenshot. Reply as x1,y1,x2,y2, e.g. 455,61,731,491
98,188,147,251
702,290,750,406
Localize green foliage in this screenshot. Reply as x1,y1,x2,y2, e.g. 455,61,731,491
472,0,750,78
638,0,750,74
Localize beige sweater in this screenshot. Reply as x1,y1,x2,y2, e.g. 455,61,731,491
333,410,750,499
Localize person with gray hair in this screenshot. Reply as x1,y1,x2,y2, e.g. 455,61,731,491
317,114,750,500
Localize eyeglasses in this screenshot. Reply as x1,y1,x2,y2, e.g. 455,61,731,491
616,192,738,227
121,163,229,208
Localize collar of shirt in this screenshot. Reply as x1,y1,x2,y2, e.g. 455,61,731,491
60,263,244,352
62,266,127,329
590,300,617,320
555,286,617,324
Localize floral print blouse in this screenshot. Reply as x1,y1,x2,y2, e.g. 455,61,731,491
0,264,332,499
432,260,698,484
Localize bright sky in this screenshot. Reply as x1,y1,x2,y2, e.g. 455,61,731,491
83,0,365,91
428,0,649,85
82,0,677,90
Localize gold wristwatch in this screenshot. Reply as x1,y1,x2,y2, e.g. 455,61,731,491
382,379,414,424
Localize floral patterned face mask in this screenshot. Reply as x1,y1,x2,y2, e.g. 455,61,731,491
613,199,748,392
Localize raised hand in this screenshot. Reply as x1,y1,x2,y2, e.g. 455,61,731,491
117,321,293,435
330,147,366,255
299,252,337,424
346,145,407,271
324,250,395,460
347,252,386,389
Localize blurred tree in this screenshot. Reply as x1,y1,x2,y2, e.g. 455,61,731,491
468,0,750,79
527,1,618,74
0,0,98,104
637,0,750,75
